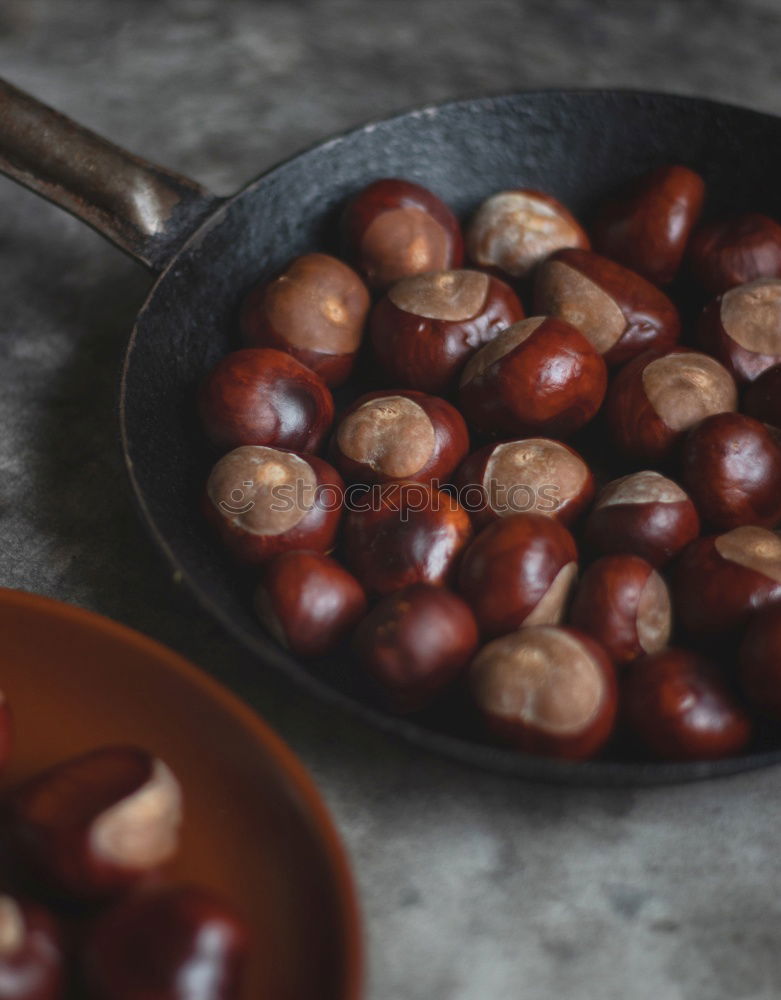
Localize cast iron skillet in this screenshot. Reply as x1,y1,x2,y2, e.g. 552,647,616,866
3,80,781,785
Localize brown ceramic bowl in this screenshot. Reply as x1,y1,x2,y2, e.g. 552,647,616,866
0,588,362,1000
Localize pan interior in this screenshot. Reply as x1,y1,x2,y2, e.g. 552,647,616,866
121,90,781,785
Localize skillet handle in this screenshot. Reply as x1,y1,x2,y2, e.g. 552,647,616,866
0,78,220,271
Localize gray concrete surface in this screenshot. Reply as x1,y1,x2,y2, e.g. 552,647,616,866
1,2,781,997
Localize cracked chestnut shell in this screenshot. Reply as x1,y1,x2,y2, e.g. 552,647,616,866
534,247,680,366
0,896,63,1000
621,648,751,761
239,253,370,386
470,626,617,760
457,512,578,638
592,164,705,285
341,178,463,290
369,269,524,394
698,277,781,383
688,212,781,295
458,316,607,438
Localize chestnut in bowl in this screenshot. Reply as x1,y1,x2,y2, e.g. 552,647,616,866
198,348,334,454
621,648,751,761
458,316,607,438
569,555,672,665
0,896,63,1000
84,884,249,1000
341,178,463,290
688,212,781,296
331,390,468,486
203,446,343,566
673,525,781,636
454,438,594,528
680,412,781,530
458,512,578,638
591,164,705,286
254,551,367,659
466,188,589,279
744,362,781,428
533,248,680,365
352,584,479,712
698,277,781,383
0,691,12,773
739,603,781,722
9,746,182,898
605,348,737,464
239,253,370,386
342,482,473,597
369,269,524,394
470,626,617,760
583,470,700,567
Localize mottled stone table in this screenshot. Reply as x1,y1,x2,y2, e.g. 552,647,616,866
2,2,781,997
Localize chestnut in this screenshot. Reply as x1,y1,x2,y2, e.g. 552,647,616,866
673,525,781,636
569,555,672,665
9,746,182,898
198,348,334,453
84,884,249,1000
592,164,705,286
203,446,343,566
341,178,463,290
238,253,370,386
0,896,63,1000
457,512,578,638
533,248,680,365
0,691,12,773
621,648,751,761
254,550,367,658
688,212,781,296
744,362,781,428
466,189,589,279
680,412,781,530
605,348,737,463
458,316,607,438
352,583,479,712
739,604,781,721
330,390,468,485
583,470,700,567
342,482,473,597
454,438,594,528
368,269,524,394
470,626,617,760
697,278,781,383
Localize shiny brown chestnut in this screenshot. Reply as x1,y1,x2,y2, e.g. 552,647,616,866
330,390,468,486
203,446,343,566
0,896,63,1000
454,438,594,528
621,648,751,761
673,525,781,636
533,248,680,365
688,212,781,296
239,253,370,386
341,178,463,290
84,884,249,1000
368,269,524,394
697,277,781,383
466,189,589,279
0,691,12,773
739,604,781,721
198,348,334,453
352,583,479,712
470,626,617,760
605,348,737,463
744,363,781,428
458,512,578,638
680,412,781,530
342,482,473,597
583,470,700,567
254,550,367,658
592,164,705,286
569,555,672,665
458,316,607,438
9,746,182,898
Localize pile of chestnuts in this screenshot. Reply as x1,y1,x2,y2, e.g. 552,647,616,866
0,700,249,998
200,167,781,765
